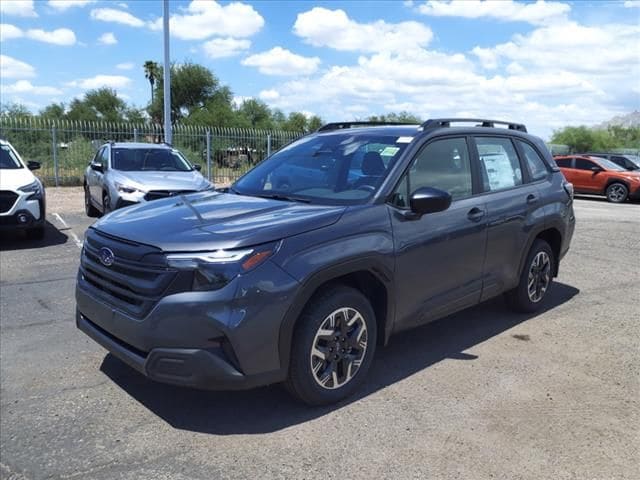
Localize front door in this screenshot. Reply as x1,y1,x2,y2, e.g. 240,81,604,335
570,157,605,193
389,136,487,331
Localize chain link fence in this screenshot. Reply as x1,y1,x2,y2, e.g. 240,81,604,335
0,116,303,186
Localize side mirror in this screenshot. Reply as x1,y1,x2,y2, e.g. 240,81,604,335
193,164,202,171
591,166,603,173
27,161,41,171
90,163,104,173
409,187,452,215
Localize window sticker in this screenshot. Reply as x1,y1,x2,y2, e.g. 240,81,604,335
396,136,413,143
381,146,400,156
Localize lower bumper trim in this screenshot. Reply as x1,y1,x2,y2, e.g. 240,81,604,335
76,310,284,390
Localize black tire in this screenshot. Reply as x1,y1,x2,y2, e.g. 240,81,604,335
26,225,45,240
102,191,112,215
286,285,377,406
606,182,628,203
505,239,555,313
84,184,99,217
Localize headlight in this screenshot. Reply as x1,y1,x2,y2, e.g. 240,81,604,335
18,180,42,200
166,242,279,291
115,182,144,194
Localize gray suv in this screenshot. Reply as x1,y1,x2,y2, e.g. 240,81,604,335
84,142,211,216
76,118,575,405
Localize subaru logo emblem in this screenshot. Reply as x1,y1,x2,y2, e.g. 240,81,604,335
98,247,115,267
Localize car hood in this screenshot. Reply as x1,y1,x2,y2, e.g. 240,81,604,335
92,191,346,251
111,170,208,191
0,168,36,190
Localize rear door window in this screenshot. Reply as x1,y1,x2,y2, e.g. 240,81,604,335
517,141,549,181
474,137,523,192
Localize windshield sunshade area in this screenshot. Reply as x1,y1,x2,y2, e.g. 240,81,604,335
595,158,627,172
112,148,193,172
233,132,411,205
0,145,23,169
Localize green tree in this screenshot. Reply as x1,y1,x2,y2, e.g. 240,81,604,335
143,60,160,105
307,115,323,131
237,98,273,129
282,112,308,132
367,111,422,123
149,62,221,123
40,103,65,119
0,103,31,118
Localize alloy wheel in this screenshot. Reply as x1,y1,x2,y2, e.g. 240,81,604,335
310,307,368,390
527,251,551,303
608,184,627,202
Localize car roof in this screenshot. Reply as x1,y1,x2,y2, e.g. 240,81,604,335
314,125,420,137
106,142,172,149
313,124,537,140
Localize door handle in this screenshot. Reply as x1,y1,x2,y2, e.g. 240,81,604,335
467,207,485,222
526,194,538,205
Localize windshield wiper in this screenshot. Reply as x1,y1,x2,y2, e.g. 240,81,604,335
253,193,311,203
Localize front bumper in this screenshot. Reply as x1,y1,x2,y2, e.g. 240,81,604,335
0,194,45,230
629,185,640,200
75,258,299,390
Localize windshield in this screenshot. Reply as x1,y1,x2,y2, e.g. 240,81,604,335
0,144,24,169
233,132,412,204
112,148,193,172
595,157,627,171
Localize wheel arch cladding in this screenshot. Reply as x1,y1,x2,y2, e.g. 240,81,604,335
534,228,562,277
278,264,393,374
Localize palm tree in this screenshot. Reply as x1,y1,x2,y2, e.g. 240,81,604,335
143,60,160,104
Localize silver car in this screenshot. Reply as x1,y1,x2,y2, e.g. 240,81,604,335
84,142,211,216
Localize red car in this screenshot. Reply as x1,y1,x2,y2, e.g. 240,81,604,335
554,155,640,203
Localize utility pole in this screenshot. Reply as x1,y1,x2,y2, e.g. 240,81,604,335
163,0,172,145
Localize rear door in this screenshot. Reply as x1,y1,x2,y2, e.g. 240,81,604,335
472,136,545,298
87,147,104,201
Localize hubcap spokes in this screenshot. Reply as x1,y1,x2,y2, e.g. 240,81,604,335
310,307,367,390
610,186,625,201
527,251,551,303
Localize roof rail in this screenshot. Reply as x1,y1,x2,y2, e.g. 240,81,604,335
421,118,527,133
317,121,417,132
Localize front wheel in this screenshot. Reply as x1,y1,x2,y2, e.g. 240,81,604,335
102,191,112,215
286,286,377,406
505,239,555,313
606,183,628,203
84,185,99,217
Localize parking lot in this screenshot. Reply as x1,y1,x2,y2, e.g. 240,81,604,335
0,190,638,479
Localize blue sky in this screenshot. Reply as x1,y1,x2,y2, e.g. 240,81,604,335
1,0,639,138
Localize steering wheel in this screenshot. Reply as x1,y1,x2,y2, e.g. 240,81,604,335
356,185,376,192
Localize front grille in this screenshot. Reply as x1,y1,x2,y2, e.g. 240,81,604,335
144,190,196,202
0,191,18,213
79,230,190,318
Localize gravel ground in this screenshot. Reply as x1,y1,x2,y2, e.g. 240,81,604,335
0,189,638,480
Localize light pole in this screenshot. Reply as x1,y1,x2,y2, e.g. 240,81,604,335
163,0,172,145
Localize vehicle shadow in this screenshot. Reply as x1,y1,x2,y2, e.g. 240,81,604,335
100,282,579,435
0,221,68,251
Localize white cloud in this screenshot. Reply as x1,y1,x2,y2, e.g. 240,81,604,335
294,7,433,53
48,0,96,11
202,37,251,59
0,24,23,41
259,89,280,101
90,7,145,27
98,32,117,45
0,25,77,45
0,55,36,78
116,62,135,70
624,1,639,7
2,80,63,96
417,0,570,26
26,28,76,46
117,3,129,8
242,47,321,76
149,0,264,40
0,1,37,18
66,75,132,90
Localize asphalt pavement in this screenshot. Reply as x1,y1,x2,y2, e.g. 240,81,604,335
0,190,638,479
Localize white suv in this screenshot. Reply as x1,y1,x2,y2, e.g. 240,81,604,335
0,139,46,239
